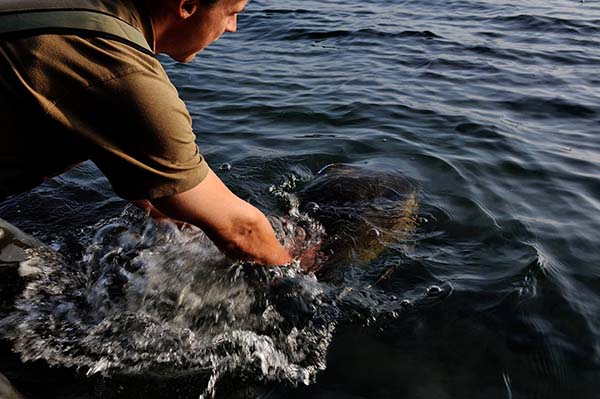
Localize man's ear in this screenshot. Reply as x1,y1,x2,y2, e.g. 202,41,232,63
179,0,198,19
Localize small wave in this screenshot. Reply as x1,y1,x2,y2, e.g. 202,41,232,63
489,14,600,36
280,28,440,42
496,96,597,120
261,8,317,15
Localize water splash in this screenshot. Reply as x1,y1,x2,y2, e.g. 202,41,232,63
1,212,336,398
0,166,450,397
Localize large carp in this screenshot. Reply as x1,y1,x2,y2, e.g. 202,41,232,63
292,163,419,271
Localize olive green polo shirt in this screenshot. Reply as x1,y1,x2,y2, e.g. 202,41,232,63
0,0,209,200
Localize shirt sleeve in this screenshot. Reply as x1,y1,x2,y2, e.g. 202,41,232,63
59,62,209,200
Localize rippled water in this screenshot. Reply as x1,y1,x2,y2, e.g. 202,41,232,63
1,0,599,398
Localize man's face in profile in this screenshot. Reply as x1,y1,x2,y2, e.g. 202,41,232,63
169,0,249,62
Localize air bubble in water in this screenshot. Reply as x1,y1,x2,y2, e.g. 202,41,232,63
219,163,232,171
367,228,381,238
304,202,320,212
427,285,442,295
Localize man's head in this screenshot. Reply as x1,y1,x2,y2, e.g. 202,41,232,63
148,0,248,62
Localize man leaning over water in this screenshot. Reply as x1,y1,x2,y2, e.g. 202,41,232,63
0,0,295,265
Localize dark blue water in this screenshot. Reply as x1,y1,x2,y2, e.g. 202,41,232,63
1,0,600,398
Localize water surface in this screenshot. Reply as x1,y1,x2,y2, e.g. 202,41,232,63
1,0,599,397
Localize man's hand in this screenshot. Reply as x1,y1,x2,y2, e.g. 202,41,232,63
295,244,323,272
147,168,292,266
281,222,327,272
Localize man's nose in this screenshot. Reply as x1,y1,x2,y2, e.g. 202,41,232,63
226,14,237,32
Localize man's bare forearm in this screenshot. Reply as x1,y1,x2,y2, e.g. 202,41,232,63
146,168,292,265
200,203,293,265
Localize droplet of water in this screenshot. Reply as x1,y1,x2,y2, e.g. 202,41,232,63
400,299,411,307
49,242,61,251
427,285,442,295
304,202,320,212
367,228,381,238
